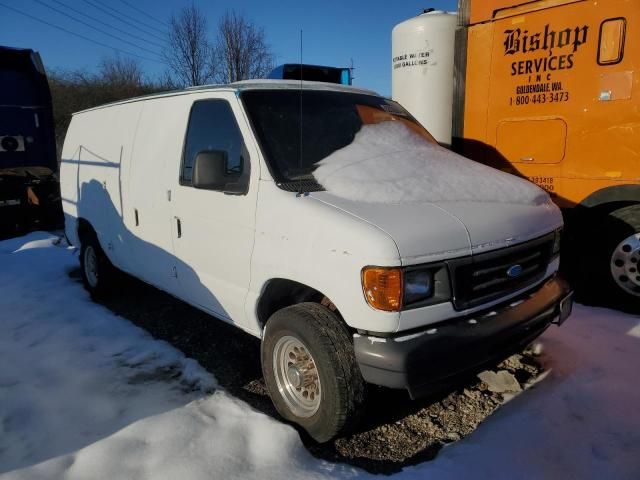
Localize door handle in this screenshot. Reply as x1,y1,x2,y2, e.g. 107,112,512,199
175,217,182,238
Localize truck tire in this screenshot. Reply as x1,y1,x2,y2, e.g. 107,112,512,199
80,234,115,300
582,205,640,312
261,302,366,443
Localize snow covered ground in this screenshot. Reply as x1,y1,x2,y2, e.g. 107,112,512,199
1,232,639,479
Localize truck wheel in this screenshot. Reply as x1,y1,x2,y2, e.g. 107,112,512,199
606,205,640,310
80,234,114,300
581,205,640,312
261,302,366,443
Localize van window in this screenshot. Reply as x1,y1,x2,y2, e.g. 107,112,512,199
241,90,435,190
181,100,246,186
598,18,626,65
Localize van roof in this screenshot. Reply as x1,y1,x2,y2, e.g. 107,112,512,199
73,80,380,115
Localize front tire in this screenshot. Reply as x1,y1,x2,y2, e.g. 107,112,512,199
261,303,366,443
80,234,114,300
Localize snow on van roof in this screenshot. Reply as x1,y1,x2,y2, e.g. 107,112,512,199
73,80,379,115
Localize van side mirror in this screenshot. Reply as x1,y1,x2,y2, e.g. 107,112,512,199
192,150,234,191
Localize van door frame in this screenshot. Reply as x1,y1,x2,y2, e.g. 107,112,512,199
167,90,261,329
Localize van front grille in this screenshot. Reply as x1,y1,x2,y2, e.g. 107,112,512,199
449,234,554,310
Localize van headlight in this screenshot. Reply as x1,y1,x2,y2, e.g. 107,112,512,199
362,265,450,312
403,269,434,305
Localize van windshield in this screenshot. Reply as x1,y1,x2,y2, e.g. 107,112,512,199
240,89,437,191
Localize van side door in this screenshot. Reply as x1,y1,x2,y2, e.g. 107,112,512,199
126,97,188,295
169,93,258,326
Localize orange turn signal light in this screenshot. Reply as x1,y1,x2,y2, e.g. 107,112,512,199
361,267,403,312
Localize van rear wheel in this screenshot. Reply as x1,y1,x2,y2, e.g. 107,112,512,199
261,303,365,443
80,234,114,300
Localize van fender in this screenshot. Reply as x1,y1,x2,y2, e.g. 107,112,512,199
74,217,116,265
255,278,341,332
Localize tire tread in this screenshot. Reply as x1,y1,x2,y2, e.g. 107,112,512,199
262,302,366,442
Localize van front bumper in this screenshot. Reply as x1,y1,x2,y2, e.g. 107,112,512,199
353,276,573,399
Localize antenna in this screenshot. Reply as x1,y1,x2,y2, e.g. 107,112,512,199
297,28,304,197
350,58,355,85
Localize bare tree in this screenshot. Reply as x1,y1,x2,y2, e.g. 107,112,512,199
99,55,143,87
164,4,211,87
211,10,275,84
156,70,181,91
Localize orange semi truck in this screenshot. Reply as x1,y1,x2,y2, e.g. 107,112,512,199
394,0,639,309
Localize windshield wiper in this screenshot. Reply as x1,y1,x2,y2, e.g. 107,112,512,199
278,179,324,193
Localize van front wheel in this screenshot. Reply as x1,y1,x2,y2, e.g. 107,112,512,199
80,235,114,300
261,303,365,443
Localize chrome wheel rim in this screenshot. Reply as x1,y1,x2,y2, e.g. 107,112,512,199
273,335,321,418
84,246,99,288
610,233,640,297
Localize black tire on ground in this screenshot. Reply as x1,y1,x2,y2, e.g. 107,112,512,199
79,232,115,300
261,302,366,443
578,204,640,312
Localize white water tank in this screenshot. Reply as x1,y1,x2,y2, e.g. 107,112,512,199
392,10,457,145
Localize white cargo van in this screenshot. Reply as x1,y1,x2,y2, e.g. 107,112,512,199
61,80,573,442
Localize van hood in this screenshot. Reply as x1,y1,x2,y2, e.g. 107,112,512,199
310,194,562,265
308,120,563,263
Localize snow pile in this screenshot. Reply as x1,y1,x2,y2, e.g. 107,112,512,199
0,233,215,474
313,121,549,205
1,233,639,479
3,392,354,480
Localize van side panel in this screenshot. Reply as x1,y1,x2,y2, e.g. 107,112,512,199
246,182,404,335
125,96,192,294
60,102,143,269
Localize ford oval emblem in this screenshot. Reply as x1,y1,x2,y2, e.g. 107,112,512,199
507,264,523,278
